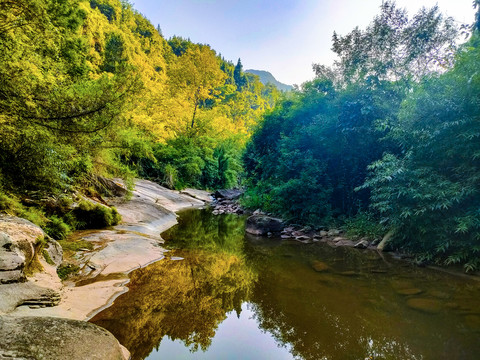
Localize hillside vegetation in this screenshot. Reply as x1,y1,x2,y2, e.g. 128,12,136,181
0,0,279,239
0,0,279,195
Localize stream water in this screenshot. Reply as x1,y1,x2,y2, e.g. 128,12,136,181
90,209,480,360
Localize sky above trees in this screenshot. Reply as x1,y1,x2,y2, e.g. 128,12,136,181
131,0,474,85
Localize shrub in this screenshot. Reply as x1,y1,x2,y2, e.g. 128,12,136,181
344,212,384,240
45,216,72,240
73,200,121,229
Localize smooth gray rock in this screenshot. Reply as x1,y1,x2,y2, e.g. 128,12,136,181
0,316,126,360
214,189,243,200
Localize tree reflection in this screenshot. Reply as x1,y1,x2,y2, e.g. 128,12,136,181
90,210,255,360
162,209,247,255
91,210,480,360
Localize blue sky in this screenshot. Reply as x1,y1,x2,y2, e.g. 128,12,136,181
131,0,476,85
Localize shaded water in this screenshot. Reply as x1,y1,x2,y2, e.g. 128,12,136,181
91,209,480,360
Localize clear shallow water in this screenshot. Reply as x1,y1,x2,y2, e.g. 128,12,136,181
90,209,480,360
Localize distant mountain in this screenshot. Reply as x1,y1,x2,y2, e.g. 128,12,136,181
245,69,293,92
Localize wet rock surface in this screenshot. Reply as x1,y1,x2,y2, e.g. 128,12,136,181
0,316,128,360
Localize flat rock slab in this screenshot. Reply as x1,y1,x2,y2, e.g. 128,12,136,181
74,230,166,277
181,188,213,202
122,179,204,214
0,316,128,360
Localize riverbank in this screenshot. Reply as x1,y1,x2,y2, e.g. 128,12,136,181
11,180,209,320
0,179,211,359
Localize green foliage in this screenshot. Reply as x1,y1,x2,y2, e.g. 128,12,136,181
243,76,402,223
362,35,480,271
57,263,80,280
245,1,476,270
0,191,48,227
45,215,72,240
73,200,121,229
344,212,384,240
138,134,244,190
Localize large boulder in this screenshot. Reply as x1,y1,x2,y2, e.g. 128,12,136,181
214,189,243,200
0,316,129,360
245,215,284,236
0,215,62,283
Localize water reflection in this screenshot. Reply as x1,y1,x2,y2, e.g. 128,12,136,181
91,209,480,360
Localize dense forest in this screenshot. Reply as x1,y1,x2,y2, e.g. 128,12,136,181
1,0,479,271
0,0,278,234
244,1,480,271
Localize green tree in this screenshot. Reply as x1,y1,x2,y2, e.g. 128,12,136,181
233,58,247,91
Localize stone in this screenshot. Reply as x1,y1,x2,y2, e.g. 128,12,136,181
214,189,243,200
395,288,423,296
0,316,128,360
406,298,442,314
180,188,212,202
295,235,311,241
312,261,330,272
334,239,355,247
245,215,284,236
328,229,341,236
43,239,63,267
0,282,62,313
319,230,328,237
170,256,184,261
332,237,345,242
0,232,28,284
354,239,370,249
281,234,292,239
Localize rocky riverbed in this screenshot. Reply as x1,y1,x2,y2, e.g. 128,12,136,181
0,179,211,360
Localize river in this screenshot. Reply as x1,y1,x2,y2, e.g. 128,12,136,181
90,209,480,360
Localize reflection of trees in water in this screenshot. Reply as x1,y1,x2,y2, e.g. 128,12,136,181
243,241,457,360
162,209,247,256
91,210,255,360
92,210,480,360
